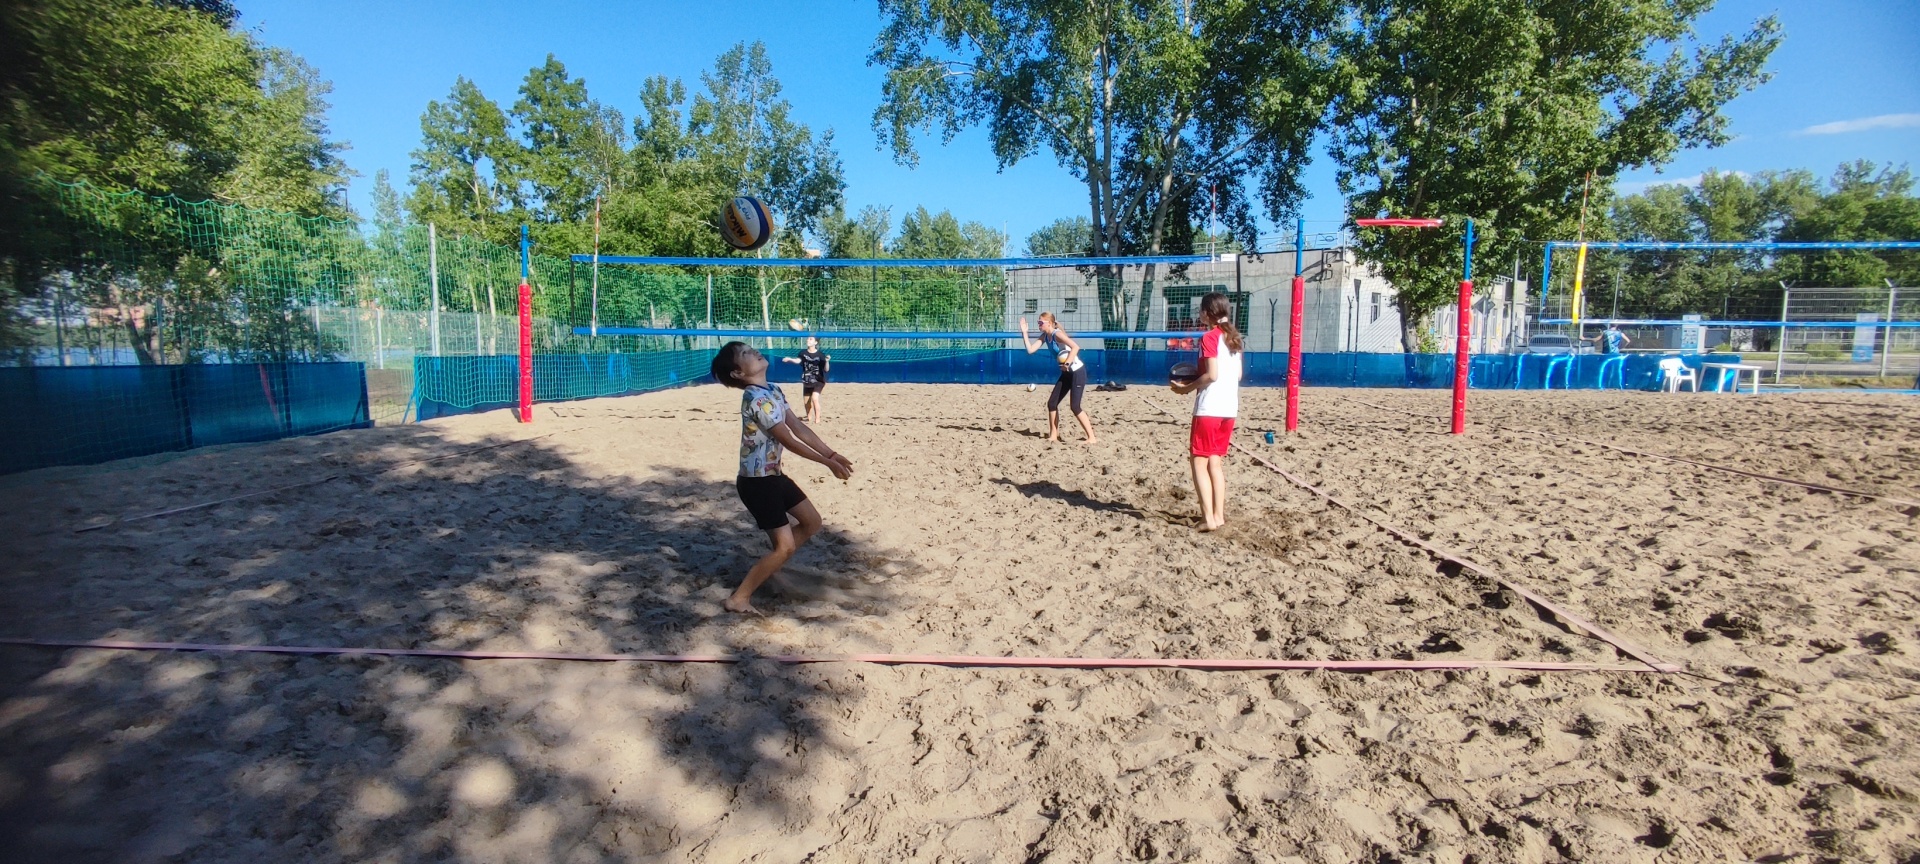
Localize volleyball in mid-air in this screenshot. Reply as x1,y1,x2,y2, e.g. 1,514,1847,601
787,318,806,331
720,196,775,251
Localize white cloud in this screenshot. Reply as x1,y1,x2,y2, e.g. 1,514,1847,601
1796,113,1920,136
1615,171,1747,195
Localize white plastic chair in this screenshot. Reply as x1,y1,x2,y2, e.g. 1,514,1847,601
1657,357,1697,392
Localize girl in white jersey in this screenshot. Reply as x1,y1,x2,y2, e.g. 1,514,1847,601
1169,292,1242,531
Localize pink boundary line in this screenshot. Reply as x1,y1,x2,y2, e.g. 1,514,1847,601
1135,395,1682,674
1338,395,1920,509
0,638,1654,673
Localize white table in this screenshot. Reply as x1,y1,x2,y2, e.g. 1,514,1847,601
1700,362,1765,394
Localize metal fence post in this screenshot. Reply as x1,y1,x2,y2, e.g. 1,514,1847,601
429,222,442,357
1882,280,1897,380
1774,283,1789,383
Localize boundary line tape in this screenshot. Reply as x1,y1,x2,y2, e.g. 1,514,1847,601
1337,395,1920,509
0,638,1656,674
1136,394,1681,674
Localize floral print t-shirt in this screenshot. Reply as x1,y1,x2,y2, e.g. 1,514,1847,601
738,383,789,477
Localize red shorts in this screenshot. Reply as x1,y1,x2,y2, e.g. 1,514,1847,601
1190,416,1235,457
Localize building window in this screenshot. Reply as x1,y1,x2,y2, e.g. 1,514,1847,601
1063,297,1079,313
1370,292,1382,323
1167,299,1197,330
1024,299,1039,314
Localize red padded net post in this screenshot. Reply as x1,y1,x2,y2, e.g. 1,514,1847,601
517,280,533,423
1284,275,1305,431
1452,279,1471,435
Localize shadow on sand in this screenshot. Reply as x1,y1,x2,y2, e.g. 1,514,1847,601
0,422,899,862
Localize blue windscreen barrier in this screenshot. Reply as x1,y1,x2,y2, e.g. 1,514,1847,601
568,253,1215,267
0,363,371,475
411,352,715,421
574,327,1195,339
409,350,1766,423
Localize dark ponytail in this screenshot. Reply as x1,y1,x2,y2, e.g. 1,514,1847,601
1200,292,1243,353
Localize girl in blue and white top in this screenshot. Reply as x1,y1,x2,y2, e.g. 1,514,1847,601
1019,312,1099,444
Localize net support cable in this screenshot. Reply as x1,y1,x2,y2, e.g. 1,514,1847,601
1539,318,1920,329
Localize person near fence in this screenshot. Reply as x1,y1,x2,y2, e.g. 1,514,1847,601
1589,324,1630,354
1018,312,1098,444
781,335,831,423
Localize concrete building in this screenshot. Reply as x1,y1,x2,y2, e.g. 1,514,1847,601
1004,248,1524,353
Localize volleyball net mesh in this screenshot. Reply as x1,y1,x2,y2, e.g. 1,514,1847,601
1538,243,1920,385
14,179,1393,456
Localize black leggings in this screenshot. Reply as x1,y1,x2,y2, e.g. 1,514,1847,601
1047,366,1088,415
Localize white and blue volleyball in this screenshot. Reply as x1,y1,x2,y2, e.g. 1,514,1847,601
720,196,775,251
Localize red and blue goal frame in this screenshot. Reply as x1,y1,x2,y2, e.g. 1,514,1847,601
1349,216,1472,435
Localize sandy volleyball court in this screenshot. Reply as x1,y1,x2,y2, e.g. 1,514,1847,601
2,383,1917,862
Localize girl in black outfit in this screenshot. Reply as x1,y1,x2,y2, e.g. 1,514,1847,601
782,335,830,422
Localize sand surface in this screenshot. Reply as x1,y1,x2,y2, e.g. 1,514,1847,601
2,383,1917,863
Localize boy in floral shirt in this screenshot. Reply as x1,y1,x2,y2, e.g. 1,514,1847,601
709,342,854,614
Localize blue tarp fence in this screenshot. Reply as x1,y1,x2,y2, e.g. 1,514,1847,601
412,350,1747,422
0,362,372,475
412,352,714,421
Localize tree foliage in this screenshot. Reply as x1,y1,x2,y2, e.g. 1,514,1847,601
1026,216,1093,257
1593,162,1920,318
405,43,846,264
1,0,353,359
1331,0,1781,349
406,77,518,244
872,0,1340,337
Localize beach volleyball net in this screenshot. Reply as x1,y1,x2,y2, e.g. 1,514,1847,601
1537,241,1920,386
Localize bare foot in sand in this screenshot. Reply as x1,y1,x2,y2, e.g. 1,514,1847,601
722,596,763,615
1083,436,1099,444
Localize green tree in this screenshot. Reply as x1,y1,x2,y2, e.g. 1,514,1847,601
220,48,354,218
1,0,354,362
1331,0,1781,351
825,205,894,260
1778,162,1920,288
1597,162,1918,322
892,207,1005,259
0,0,257,197
369,170,407,237
512,55,627,237
872,0,1339,340
1600,170,1813,316
689,42,846,238
406,77,519,243
1026,216,1092,257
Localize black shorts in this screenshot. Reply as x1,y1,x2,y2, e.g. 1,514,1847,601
1047,366,1088,414
803,380,826,396
737,474,808,530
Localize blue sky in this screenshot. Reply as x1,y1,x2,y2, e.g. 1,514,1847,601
240,0,1919,253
